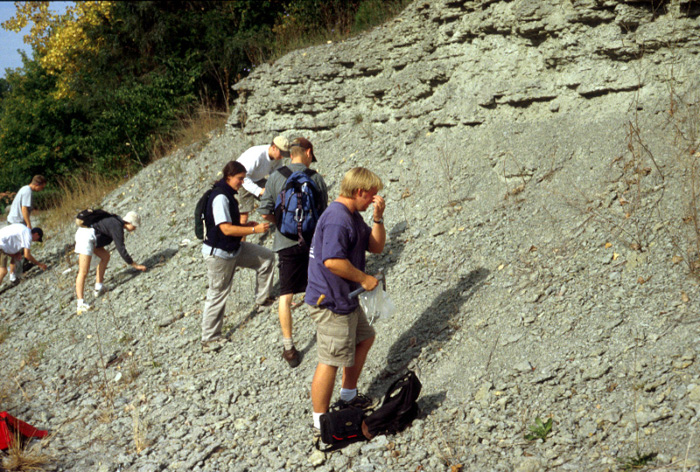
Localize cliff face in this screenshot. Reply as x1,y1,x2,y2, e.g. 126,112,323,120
2,1,700,471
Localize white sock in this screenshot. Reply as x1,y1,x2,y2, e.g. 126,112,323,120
340,388,357,402
313,412,323,429
95,283,103,291
282,337,294,351
77,299,85,307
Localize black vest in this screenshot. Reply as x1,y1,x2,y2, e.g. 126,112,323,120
203,180,241,253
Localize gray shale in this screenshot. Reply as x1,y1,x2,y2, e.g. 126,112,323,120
2,1,700,471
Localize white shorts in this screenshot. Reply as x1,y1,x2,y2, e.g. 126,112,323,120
74,228,97,256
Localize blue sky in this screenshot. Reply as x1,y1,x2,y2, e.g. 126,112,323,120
0,2,72,78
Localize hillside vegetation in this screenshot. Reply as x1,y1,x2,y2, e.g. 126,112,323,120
0,0,409,209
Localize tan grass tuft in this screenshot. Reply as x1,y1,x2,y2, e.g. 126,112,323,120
1,432,52,472
150,104,229,162
37,173,122,233
132,407,150,454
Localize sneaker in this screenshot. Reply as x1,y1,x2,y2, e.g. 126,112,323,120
330,393,379,412
9,272,17,283
282,347,300,368
94,286,107,298
347,393,380,410
201,336,229,353
77,303,92,315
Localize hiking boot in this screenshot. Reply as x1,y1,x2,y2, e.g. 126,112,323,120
282,347,300,368
347,393,379,410
94,286,107,298
201,336,229,353
330,393,379,412
77,303,92,315
254,297,276,312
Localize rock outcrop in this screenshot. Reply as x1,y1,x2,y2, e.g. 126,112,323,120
2,1,700,471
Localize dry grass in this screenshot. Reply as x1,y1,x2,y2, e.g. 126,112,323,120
37,173,123,233
23,343,48,369
150,104,229,161
1,432,52,472
131,407,150,454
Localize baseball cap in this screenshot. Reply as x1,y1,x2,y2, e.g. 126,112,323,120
273,136,290,157
290,137,317,162
31,227,44,242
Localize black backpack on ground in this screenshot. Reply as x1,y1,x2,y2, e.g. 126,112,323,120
364,370,422,437
194,187,214,240
316,371,422,452
75,209,113,228
318,406,368,451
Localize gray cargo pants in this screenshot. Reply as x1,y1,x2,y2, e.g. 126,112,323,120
201,242,275,342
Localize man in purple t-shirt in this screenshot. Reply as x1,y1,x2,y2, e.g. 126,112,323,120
305,167,386,432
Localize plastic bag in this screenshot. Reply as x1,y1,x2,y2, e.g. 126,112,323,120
359,287,396,324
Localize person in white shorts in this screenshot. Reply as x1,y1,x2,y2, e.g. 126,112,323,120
74,211,146,314
0,224,46,288
6,175,46,283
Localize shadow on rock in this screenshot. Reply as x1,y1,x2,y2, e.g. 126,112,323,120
417,391,447,419
367,220,408,277
110,248,179,289
366,268,489,397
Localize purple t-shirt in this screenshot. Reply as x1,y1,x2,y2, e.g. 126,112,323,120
305,201,371,314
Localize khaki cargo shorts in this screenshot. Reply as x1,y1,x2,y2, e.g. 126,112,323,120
0,251,12,268
309,305,376,367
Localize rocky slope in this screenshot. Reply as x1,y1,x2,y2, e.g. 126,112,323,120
2,1,700,471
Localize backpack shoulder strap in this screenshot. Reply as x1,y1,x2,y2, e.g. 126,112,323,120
303,168,317,177
278,166,292,179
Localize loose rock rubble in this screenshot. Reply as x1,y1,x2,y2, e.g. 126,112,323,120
2,1,700,470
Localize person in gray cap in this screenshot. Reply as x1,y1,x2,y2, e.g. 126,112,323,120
74,210,146,314
0,224,46,288
235,136,290,231
259,137,328,368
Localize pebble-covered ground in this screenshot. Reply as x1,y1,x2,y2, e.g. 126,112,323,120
3,1,700,471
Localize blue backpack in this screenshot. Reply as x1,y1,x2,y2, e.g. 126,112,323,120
274,167,321,246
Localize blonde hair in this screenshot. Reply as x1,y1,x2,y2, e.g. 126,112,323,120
339,167,383,198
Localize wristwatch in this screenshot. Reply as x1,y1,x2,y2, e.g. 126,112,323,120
373,218,384,224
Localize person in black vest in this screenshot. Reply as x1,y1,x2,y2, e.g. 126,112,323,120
201,160,275,352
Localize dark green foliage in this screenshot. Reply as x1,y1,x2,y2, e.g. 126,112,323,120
0,0,409,198
0,54,83,194
618,451,658,470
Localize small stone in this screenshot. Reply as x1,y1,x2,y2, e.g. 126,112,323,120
514,361,533,373
308,450,325,467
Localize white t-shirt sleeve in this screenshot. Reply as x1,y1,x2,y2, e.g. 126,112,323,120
20,226,32,249
212,194,233,226
20,187,32,207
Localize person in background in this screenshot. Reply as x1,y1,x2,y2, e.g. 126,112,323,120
6,175,47,283
0,224,46,288
235,136,290,231
74,211,146,315
259,137,329,368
